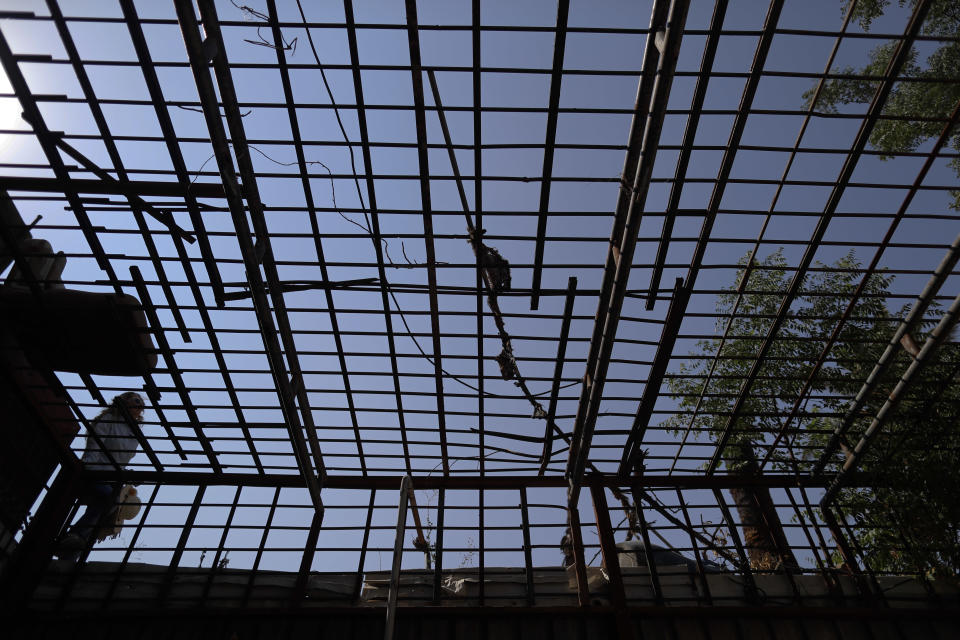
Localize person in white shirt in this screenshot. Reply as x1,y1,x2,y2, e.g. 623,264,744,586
58,391,144,557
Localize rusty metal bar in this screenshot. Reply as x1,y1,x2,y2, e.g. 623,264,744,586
660,0,788,473
0,175,226,201
352,490,376,604
192,0,330,485
294,507,324,606
342,0,412,474
712,488,757,600
118,0,225,305
131,266,215,468
620,277,690,475
645,0,727,310
265,0,367,474
566,0,690,501
118,0,264,472
479,487,486,604
102,483,159,606
590,485,631,638
404,0,449,474
159,484,206,605
630,485,664,604
89,470,859,491
539,277,577,475
385,475,412,640
760,97,960,474
520,487,535,606
567,500,590,608
675,489,712,605
242,486,281,608
432,488,446,603
529,0,570,310
202,485,242,605
472,0,486,486
0,466,79,613
173,0,324,508
32,128,193,245
0,30,119,285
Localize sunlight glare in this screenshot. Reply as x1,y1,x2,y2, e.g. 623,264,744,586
0,67,24,153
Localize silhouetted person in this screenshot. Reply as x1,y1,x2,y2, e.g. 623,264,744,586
57,391,144,559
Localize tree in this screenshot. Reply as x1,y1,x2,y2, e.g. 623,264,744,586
805,0,960,208
663,250,960,578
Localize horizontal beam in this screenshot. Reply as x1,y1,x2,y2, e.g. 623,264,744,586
7,603,956,622
0,175,228,199
88,470,867,490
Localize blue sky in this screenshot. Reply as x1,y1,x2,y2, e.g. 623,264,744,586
2,0,958,576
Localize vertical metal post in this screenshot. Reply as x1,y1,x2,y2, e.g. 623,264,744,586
630,485,665,604
478,487,485,605
675,489,722,640
159,485,206,605
432,488,446,603
567,499,590,607
103,483,159,607
590,485,631,639
352,489,376,604
384,475,411,640
242,486,280,608
539,277,577,474
203,485,242,605
293,509,324,605
403,0,449,474
520,487,535,606
675,490,712,604
712,488,758,600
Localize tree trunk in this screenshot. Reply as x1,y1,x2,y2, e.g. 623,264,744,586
729,444,799,571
